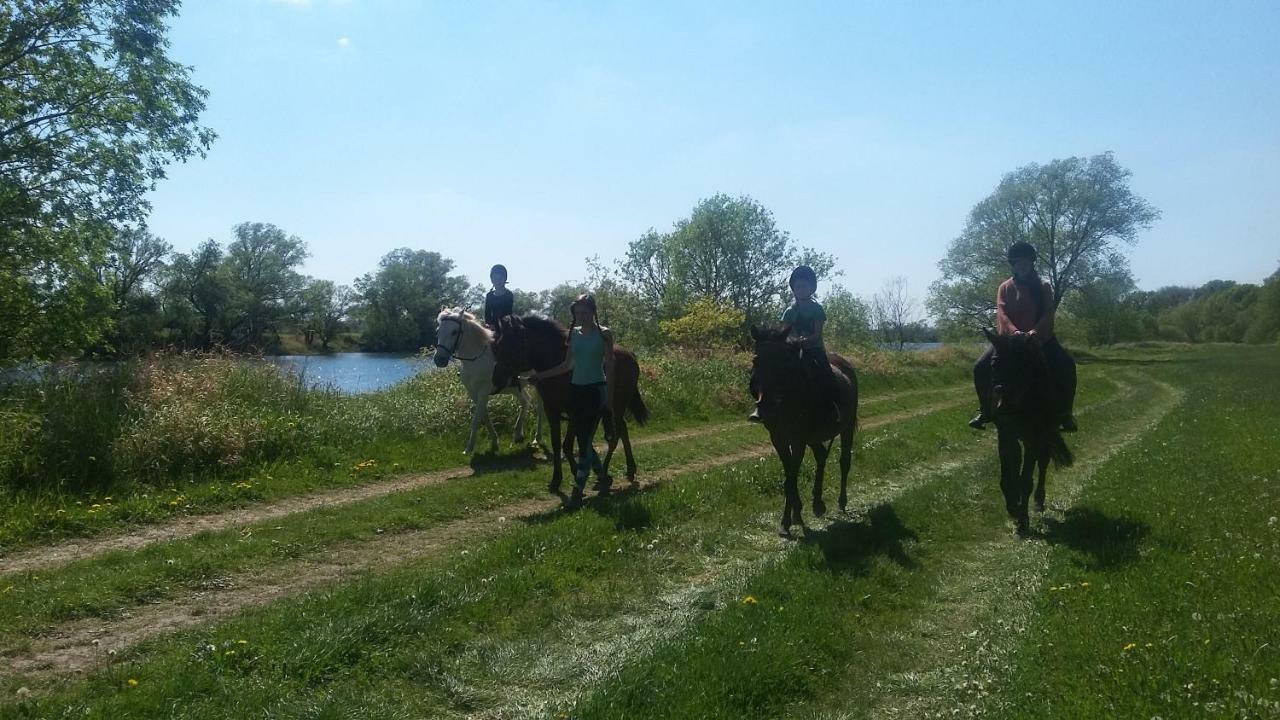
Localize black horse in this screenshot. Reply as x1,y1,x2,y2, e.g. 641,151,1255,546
982,329,1074,534
491,314,649,494
749,326,859,537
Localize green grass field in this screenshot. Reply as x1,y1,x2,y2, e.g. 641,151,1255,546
1,345,1276,719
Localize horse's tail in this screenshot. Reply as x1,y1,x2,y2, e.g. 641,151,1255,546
629,389,650,426
1051,431,1074,468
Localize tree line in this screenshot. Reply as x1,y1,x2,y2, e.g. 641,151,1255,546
4,3,1274,369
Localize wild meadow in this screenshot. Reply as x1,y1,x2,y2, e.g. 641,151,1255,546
0,343,1275,719
0,346,972,550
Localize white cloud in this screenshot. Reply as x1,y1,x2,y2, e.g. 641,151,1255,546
337,36,351,48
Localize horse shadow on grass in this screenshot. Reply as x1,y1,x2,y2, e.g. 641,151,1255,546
1039,506,1150,571
800,504,919,575
518,474,647,527
466,445,545,476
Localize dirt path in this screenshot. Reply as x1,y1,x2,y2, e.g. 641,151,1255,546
1,398,970,683
0,384,967,578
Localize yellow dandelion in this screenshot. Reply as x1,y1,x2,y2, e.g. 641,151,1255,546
224,650,236,657
127,678,138,687
1122,643,1136,651
742,596,758,605
1079,582,1090,587
237,639,249,645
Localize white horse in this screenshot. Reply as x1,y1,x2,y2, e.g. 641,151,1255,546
433,309,543,455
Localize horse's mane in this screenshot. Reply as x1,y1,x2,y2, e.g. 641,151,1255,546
753,325,790,345
437,308,492,341
518,312,569,345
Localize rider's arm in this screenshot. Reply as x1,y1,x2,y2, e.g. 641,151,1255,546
1030,281,1056,340
995,281,1015,335
806,304,827,346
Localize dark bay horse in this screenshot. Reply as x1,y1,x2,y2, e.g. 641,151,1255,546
491,314,650,494
749,326,859,537
982,329,1074,533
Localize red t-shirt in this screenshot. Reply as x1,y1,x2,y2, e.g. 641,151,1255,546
996,277,1056,339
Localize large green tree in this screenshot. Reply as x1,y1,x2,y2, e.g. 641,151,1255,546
0,0,214,364
617,194,836,328
221,222,308,350
161,238,230,349
298,279,355,351
356,249,468,352
928,153,1159,332
98,225,171,352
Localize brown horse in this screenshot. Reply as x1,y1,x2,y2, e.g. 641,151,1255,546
492,313,650,494
982,329,1074,534
749,326,859,537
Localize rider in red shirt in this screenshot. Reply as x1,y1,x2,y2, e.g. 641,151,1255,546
969,242,1078,432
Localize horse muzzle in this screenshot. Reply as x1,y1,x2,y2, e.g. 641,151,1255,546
433,350,451,368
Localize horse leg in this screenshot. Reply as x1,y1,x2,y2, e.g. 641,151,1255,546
1016,438,1036,533
1034,442,1050,513
596,414,621,493
564,418,578,483
997,427,1022,519
787,443,808,531
619,416,637,483
548,413,564,494
531,395,544,447
482,401,500,454
512,387,527,444
771,437,795,536
838,425,853,512
809,441,831,518
464,400,483,455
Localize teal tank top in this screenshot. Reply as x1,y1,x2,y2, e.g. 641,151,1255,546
570,327,606,385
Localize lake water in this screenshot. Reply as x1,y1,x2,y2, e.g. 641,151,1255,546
269,353,436,394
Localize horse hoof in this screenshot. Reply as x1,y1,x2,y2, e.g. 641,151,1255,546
812,499,827,518
547,481,561,495
778,527,793,539
1034,501,1045,513
838,496,848,513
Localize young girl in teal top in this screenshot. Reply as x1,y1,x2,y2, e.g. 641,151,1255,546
750,266,840,425
528,293,615,506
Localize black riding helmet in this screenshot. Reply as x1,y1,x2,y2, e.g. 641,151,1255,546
789,265,818,289
1006,242,1037,264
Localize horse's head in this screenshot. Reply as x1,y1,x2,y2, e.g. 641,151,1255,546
433,308,468,368
749,325,804,420
490,314,527,388
983,328,1045,417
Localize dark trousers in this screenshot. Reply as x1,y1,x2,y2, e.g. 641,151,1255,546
570,382,607,485
973,339,1077,417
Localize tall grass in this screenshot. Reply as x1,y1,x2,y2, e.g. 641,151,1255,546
1,346,972,499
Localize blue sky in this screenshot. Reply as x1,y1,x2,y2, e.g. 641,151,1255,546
146,0,1280,310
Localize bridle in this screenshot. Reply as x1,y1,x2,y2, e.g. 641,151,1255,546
437,315,484,362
